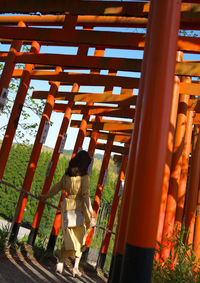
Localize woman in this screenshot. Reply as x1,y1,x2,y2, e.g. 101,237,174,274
39,150,96,277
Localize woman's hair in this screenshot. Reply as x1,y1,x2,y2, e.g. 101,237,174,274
65,150,92,177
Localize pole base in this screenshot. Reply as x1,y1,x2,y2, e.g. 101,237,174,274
97,252,107,270
110,252,123,283
47,234,57,253
120,244,154,283
27,227,38,246
9,222,21,243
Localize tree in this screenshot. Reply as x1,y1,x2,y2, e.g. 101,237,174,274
0,45,45,145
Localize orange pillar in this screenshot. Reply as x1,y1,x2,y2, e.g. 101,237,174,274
119,0,181,282
193,179,200,261
109,0,156,280
160,89,190,262
184,125,200,247
0,21,25,112
98,154,128,269
155,53,182,261
0,40,40,180
175,110,194,229
88,116,101,157
9,67,61,242
85,139,113,248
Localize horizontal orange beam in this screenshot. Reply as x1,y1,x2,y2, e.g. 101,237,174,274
12,53,142,73
180,81,200,95
0,15,148,27
0,1,150,16
11,53,200,76
12,69,139,88
176,62,200,77
10,59,200,79
32,91,137,105
53,103,135,119
0,26,199,53
0,26,146,50
70,120,133,132
0,15,198,31
0,2,198,22
96,142,129,155
86,130,131,143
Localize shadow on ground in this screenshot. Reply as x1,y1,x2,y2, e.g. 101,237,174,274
0,244,107,283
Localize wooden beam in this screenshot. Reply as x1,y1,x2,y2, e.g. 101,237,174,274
86,130,131,143
70,120,133,131
12,53,142,73
95,142,129,155
53,103,135,119
180,81,200,95
32,91,137,105
0,1,199,22
0,15,198,31
0,1,150,16
175,62,200,77
12,70,139,88
0,26,146,50
0,26,199,53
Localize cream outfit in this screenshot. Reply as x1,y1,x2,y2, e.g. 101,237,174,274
45,174,91,258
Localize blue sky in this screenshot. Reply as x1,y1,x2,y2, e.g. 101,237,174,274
0,25,199,153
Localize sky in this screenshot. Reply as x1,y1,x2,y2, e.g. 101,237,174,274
0,23,200,155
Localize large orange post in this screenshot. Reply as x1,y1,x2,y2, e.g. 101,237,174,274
47,47,105,251
193,179,200,261
0,40,39,180
98,154,128,269
109,1,155,280
85,138,113,248
184,125,200,246
9,67,61,243
160,89,190,262
109,20,151,283
175,109,194,229
155,53,182,261
119,0,181,282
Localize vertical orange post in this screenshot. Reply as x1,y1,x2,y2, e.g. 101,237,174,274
0,40,40,180
155,52,182,262
109,3,154,281
193,180,200,261
9,67,61,243
85,139,113,248
119,0,181,282
160,89,190,262
98,154,128,269
184,125,200,246
0,20,25,111
175,109,194,229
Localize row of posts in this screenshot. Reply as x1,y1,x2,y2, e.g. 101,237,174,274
0,1,197,282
